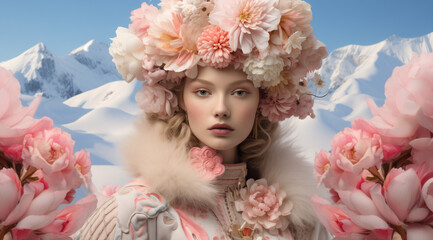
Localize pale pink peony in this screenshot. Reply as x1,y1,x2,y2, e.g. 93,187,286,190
235,178,292,231
197,25,233,68
0,168,22,222
209,0,281,54
311,194,366,238
330,125,383,176
74,149,92,187
135,84,179,118
189,146,225,181
109,27,145,82
259,92,297,122
130,2,159,39
21,128,80,190
38,193,97,237
367,53,433,146
0,67,52,147
314,150,331,184
243,54,285,88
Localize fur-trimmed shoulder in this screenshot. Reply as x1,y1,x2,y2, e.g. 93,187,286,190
121,116,322,231
121,116,218,207
261,120,321,229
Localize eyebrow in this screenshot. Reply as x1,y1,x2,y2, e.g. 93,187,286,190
193,78,253,87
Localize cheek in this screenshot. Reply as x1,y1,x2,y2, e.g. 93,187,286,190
184,97,205,124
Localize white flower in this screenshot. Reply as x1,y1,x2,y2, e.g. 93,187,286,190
109,27,145,82
285,31,306,57
176,0,214,24
243,55,284,88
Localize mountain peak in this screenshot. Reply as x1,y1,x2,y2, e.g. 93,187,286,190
69,40,108,55
23,42,53,57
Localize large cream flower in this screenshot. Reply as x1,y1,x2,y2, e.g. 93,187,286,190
109,27,145,82
209,0,281,54
243,55,284,88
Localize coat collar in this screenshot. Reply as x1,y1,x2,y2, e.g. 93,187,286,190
121,116,320,228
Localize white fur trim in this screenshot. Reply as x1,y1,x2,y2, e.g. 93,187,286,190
121,116,218,207
261,119,321,229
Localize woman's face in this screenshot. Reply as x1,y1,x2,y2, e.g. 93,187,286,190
182,66,260,151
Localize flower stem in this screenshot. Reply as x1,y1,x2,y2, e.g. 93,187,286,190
0,225,12,240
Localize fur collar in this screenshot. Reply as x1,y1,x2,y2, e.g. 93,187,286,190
122,116,320,228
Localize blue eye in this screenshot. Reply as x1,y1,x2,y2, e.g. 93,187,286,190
233,90,248,97
196,90,210,96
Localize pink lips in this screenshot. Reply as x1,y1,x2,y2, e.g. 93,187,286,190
209,123,234,135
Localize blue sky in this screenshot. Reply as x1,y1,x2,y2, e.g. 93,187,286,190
1,0,432,62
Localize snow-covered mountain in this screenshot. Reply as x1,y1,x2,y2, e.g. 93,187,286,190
0,40,120,99
17,32,433,168
293,32,433,155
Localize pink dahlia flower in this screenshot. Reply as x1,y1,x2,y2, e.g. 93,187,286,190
197,25,233,68
209,0,281,54
189,146,225,181
367,53,433,146
235,178,292,231
135,84,178,118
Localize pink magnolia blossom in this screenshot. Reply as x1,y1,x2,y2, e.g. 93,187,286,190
310,194,367,238
0,67,52,147
406,224,433,240
421,178,433,212
2,181,68,230
135,84,179,118
38,194,97,237
367,53,433,146
197,25,233,68
235,178,292,231
189,146,225,181
209,0,281,54
410,137,433,166
0,168,21,222
369,168,429,225
21,128,79,189
130,2,159,39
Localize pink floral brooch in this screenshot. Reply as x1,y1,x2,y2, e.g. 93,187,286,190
189,146,225,181
235,178,293,233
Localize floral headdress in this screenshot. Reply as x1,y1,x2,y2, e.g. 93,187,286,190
109,0,327,122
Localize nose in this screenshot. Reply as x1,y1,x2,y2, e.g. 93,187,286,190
214,94,230,118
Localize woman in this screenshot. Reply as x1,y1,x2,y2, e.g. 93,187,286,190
76,0,329,239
